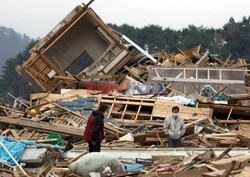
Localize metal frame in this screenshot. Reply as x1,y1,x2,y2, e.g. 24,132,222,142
151,67,249,84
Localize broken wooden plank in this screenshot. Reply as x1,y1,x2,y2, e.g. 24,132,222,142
234,166,250,177
7,92,29,108
0,116,83,137
124,65,146,84
194,53,208,67
214,145,232,161
203,170,225,177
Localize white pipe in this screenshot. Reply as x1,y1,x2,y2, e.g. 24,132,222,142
121,35,158,64
0,142,27,176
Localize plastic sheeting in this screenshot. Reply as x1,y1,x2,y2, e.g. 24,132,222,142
124,163,144,172
157,96,195,106
0,136,36,166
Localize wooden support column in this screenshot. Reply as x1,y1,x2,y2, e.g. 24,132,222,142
226,107,233,120
135,100,143,120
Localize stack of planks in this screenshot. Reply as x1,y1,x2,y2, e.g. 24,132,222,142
101,95,210,122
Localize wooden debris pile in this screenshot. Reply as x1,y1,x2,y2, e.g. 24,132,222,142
138,149,250,177
7,148,249,177
1,88,249,148
0,1,249,176
0,91,121,145
10,0,249,148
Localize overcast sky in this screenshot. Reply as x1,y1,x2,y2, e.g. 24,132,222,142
1,0,250,39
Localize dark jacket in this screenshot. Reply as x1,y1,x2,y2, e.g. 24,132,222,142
83,109,104,142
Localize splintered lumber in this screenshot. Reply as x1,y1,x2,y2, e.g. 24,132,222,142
202,160,237,177
134,131,166,146
183,45,201,59
0,105,24,114
238,124,250,134
7,92,29,108
203,170,225,177
185,117,209,128
212,104,250,117
194,53,208,67
197,133,240,147
156,167,209,177
200,133,238,139
237,124,250,144
105,123,125,136
211,155,250,166
124,66,146,84
44,97,121,136
211,85,228,100
152,100,210,120
102,95,210,121
221,160,237,177
214,145,232,161
39,164,53,177
0,116,83,137
43,99,87,120
218,120,250,124
229,94,250,100
235,166,250,177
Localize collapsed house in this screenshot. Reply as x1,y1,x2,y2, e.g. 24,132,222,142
16,3,133,93
1,1,250,177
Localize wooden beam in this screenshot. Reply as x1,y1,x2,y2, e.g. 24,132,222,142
8,92,29,108
0,105,24,114
213,104,250,112
124,65,146,84
53,76,77,81
194,53,208,67
226,107,233,120
84,0,95,9
214,145,232,161
43,99,87,120
0,116,83,137
211,85,228,100
219,120,250,124
221,160,236,177
178,48,192,62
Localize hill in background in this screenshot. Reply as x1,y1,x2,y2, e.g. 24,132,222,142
0,26,31,74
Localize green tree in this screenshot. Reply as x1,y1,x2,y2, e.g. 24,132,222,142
222,17,250,63
0,41,37,103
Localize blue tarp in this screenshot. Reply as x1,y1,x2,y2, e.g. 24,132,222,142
0,136,36,166
124,163,144,172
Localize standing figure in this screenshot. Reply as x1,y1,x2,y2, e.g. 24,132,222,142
84,104,109,152
164,106,186,148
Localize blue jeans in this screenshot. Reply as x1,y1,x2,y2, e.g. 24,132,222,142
168,136,181,148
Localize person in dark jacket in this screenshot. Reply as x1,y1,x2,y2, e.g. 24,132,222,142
83,104,109,152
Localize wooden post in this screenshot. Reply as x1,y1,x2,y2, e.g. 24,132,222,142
226,107,233,120
8,92,29,108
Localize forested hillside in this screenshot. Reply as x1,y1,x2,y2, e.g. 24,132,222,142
0,26,31,73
